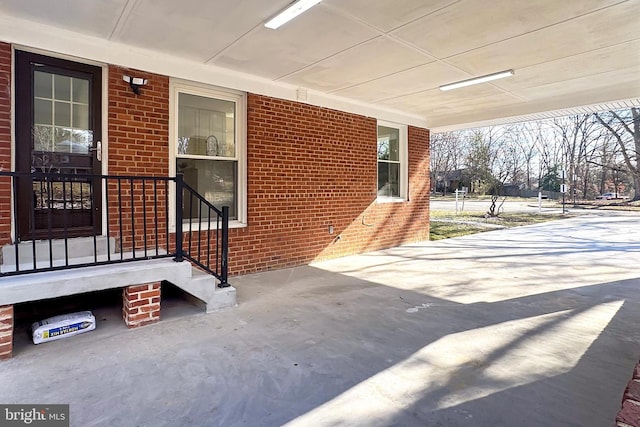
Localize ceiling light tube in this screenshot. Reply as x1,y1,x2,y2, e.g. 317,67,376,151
439,69,515,91
265,0,322,30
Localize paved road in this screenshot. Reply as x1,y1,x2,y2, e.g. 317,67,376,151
2,213,640,426
431,198,567,214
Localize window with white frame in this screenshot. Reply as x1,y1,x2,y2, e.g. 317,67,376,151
377,121,408,201
171,81,246,227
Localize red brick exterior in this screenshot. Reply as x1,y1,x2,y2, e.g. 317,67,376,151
227,94,430,275
0,304,13,359
107,66,170,252
107,65,169,176
122,283,161,328
0,42,12,246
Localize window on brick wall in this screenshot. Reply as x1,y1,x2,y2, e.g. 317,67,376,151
377,121,408,201
170,81,246,228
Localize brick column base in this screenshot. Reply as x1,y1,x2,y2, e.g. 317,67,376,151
122,283,161,328
616,361,640,427
0,305,13,360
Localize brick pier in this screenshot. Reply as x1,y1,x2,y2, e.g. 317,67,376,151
122,283,161,328
616,361,640,427
0,305,13,359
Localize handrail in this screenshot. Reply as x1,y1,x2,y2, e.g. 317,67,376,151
0,171,229,286
176,175,229,287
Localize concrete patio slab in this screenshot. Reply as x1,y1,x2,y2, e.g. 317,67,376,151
1,213,639,426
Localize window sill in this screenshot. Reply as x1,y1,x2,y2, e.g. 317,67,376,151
376,197,407,204
170,220,247,233
184,220,247,232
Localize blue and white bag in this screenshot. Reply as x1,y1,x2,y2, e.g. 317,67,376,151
31,311,96,344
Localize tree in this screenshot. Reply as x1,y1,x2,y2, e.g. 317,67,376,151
511,122,542,190
430,107,639,203
552,114,606,201
594,108,640,200
539,165,562,191
465,128,499,192
430,131,466,194
463,127,512,216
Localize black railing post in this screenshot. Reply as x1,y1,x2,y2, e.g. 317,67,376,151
174,174,184,262
218,205,230,288
12,174,20,272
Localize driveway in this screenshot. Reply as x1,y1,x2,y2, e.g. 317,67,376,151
2,213,640,426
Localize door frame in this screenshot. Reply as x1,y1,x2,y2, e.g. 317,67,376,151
14,50,103,240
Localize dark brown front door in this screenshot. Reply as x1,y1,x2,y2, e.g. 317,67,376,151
15,51,102,240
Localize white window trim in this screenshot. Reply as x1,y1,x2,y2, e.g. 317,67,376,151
168,79,247,232
377,120,408,203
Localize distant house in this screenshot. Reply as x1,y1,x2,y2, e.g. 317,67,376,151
433,169,469,194
502,183,525,197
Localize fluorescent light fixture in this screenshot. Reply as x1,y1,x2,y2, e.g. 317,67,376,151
265,0,322,30
439,69,515,91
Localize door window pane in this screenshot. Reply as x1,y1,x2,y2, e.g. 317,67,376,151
34,99,52,125
34,71,91,151
33,125,53,152
54,101,71,127
54,75,71,101
34,71,52,98
72,129,92,148
73,103,89,129
72,78,89,103
53,128,73,153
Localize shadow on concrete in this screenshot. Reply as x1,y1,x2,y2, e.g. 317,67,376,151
248,271,639,427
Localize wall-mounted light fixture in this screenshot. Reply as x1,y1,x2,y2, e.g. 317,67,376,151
122,75,148,95
439,69,514,91
265,0,322,30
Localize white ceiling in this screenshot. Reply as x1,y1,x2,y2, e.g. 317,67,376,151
0,0,638,131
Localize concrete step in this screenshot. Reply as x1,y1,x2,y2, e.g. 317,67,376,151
2,236,116,267
0,236,236,313
169,268,236,313
0,248,167,274
0,254,236,313
0,258,193,306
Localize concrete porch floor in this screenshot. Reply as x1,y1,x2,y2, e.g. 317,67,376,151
2,213,640,426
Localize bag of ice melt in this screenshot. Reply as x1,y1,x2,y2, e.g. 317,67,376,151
31,311,96,344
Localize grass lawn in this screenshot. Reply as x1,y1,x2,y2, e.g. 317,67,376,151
430,211,568,240
430,221,491,240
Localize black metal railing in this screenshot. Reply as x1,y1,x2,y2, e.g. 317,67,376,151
0,171,229,286
175,174,229,287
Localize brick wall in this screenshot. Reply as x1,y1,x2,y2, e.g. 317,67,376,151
107,66,170,252
226,94,430,275
0,42,11,246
